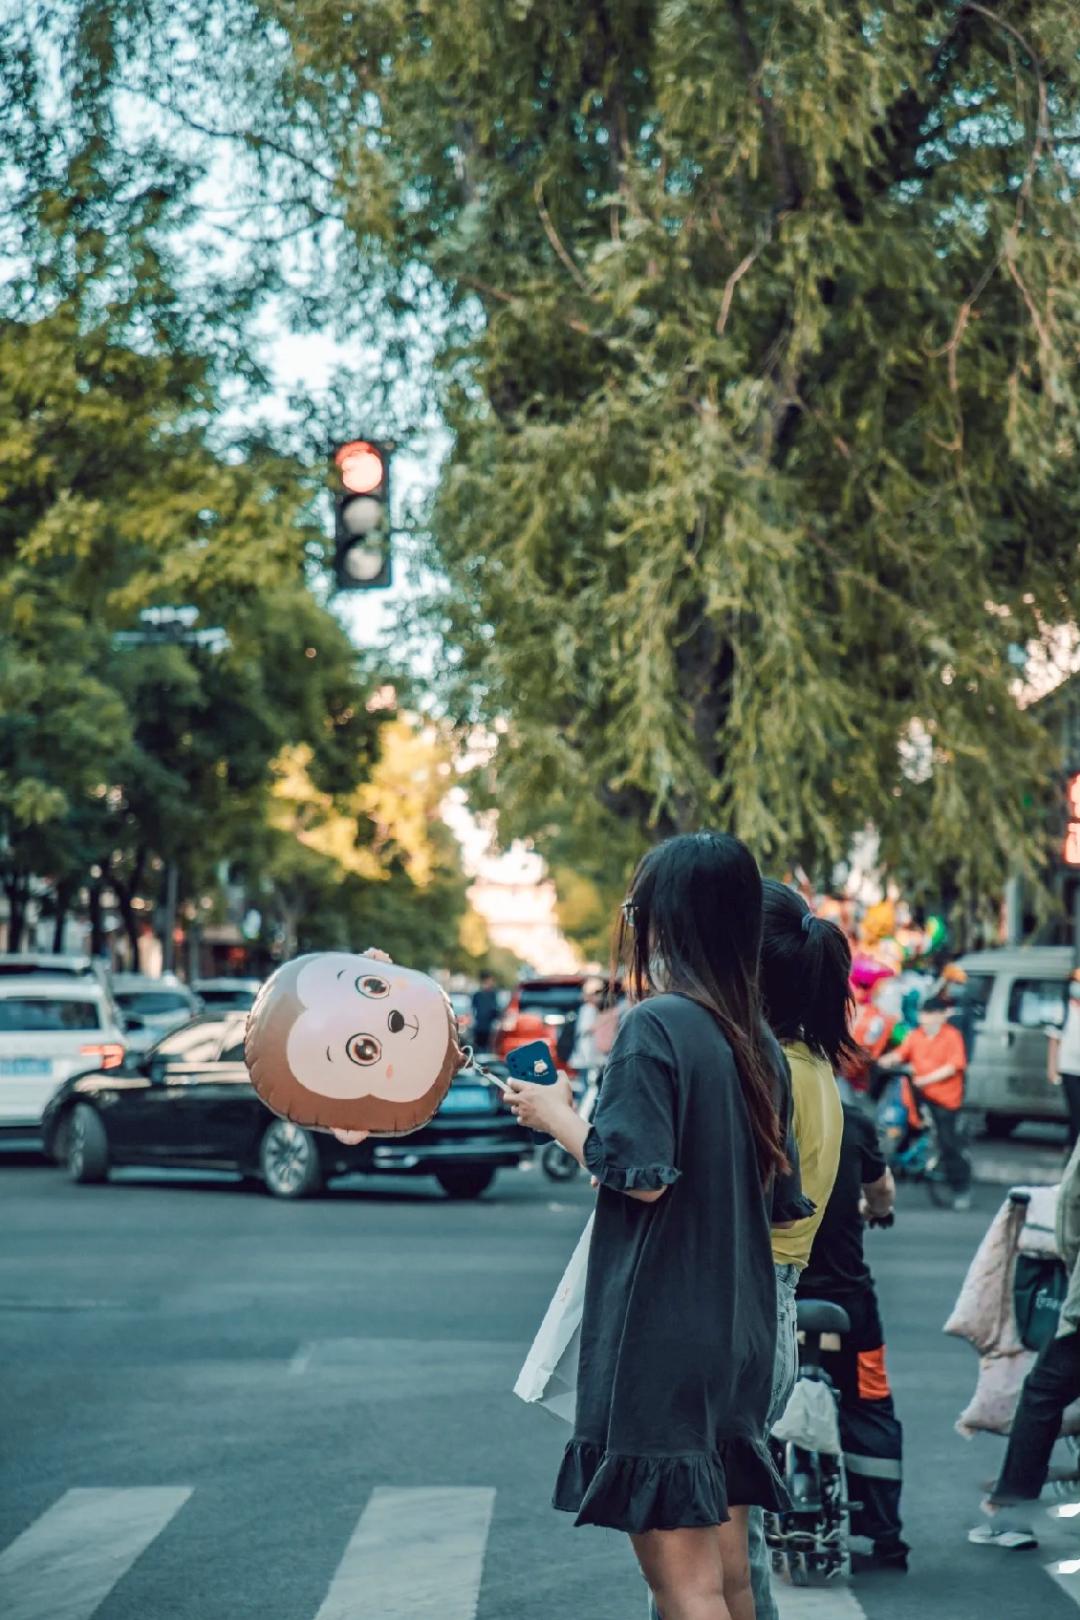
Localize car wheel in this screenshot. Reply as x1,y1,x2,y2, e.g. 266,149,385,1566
67,1104,109,1184
435,1166,497,1200
259,1120,324,1200
984,1113,1018,1141
541,1141,580,1182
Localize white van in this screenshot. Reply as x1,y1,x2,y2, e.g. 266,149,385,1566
956,945,1074,1136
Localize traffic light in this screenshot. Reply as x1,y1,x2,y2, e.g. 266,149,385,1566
332,439,392,590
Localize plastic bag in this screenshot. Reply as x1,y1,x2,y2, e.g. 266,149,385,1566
771,1375,843,1456
514,1214,593,1423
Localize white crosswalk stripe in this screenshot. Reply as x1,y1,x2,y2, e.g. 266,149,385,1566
1041,1501,1080,1610
774,1580,869,1618
313,1486,496,1620
0,1486,192,1620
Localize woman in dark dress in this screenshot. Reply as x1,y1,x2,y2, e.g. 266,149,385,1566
507,833,807,1620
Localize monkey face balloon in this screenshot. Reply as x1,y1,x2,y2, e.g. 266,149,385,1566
244,953,466,1136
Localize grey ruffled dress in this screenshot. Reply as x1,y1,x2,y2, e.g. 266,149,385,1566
553,992,810,1533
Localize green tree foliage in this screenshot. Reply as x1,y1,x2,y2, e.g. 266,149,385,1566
262,723,505,972
93,0,1080,911
0,4,472,962
10,1,1080,920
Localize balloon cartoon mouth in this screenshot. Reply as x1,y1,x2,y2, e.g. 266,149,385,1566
388,1009,420,1040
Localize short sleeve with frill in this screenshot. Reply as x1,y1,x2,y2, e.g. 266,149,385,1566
583,1020,683,1193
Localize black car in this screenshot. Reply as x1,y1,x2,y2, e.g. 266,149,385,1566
40,1012,532,1200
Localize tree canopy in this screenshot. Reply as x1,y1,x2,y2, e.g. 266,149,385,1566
6,0,1079,925
0,8,486,967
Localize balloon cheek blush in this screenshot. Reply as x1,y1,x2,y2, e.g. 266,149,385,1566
245,953,466,1136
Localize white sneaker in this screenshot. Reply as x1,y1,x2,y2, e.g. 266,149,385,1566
968,1520,1038,1550
953,1193,973,1212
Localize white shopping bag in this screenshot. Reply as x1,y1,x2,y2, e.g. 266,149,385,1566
771,1375,843,1455
514,1213,593,1423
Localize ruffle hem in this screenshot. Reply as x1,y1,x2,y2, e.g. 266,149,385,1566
553,1436,789,1533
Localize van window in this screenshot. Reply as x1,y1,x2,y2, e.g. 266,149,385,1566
962,974,994,1020
1008,979,1067,1030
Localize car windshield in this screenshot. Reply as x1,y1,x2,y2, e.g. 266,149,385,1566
117,991,191,1017
0,997,102,1032
198,988,254,1007
517,986,581,1013
156,1020,230,1059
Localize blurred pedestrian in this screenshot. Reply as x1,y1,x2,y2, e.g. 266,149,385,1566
471,970,500,1053
841,971,896,1097
879,996,971,1209
746,880,853,1619
506,832,809,1620
1049,970,1080,1149
970,1136,1080,1549
568,975,604,1085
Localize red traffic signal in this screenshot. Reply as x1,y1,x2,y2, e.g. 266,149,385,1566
332,440,392,591
335,441,385,495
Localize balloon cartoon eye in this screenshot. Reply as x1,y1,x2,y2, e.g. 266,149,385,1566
356,975,390,999
346,1033,383,1066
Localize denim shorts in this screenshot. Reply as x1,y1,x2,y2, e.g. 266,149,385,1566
769,1262,801,1426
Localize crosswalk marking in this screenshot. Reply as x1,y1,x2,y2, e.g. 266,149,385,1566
313,1486,495,1620
0,1486,192,1620
1042,1502,1080,1610
774,1580,868,1618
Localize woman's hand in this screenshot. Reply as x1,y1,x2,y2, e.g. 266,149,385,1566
360,947,393,963
505,1074,575,1134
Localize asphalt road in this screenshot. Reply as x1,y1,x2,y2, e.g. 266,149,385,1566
2,1139,1079,1620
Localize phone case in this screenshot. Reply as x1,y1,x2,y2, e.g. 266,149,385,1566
506,1040,560,1085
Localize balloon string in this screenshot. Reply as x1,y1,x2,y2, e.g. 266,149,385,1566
460,1046,507,1093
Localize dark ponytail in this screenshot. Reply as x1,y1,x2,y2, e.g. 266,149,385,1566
760,878,858,1071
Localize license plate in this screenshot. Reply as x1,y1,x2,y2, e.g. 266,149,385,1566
0,1058,51,1077
440,1086,491,1114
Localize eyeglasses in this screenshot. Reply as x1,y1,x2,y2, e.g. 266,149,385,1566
621,898,636,929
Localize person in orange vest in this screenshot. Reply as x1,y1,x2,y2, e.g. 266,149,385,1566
879,996,971,1209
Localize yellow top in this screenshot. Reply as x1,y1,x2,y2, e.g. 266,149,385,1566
771,1041,844,1269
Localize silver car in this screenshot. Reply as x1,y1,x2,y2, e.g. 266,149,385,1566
111,974,201,1056
191,977,261,1012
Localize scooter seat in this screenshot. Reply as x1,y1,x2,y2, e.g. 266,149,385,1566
797,1298,851,1337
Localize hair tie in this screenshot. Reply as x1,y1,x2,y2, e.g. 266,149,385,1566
801,911,815,934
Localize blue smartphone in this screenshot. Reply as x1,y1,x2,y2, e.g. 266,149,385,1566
505,1040,560,1085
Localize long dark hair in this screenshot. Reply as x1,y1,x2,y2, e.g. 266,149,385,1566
615,831,787,1187
760,879,858,1070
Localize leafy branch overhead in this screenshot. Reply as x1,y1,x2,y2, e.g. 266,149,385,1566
6,0,1080,919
